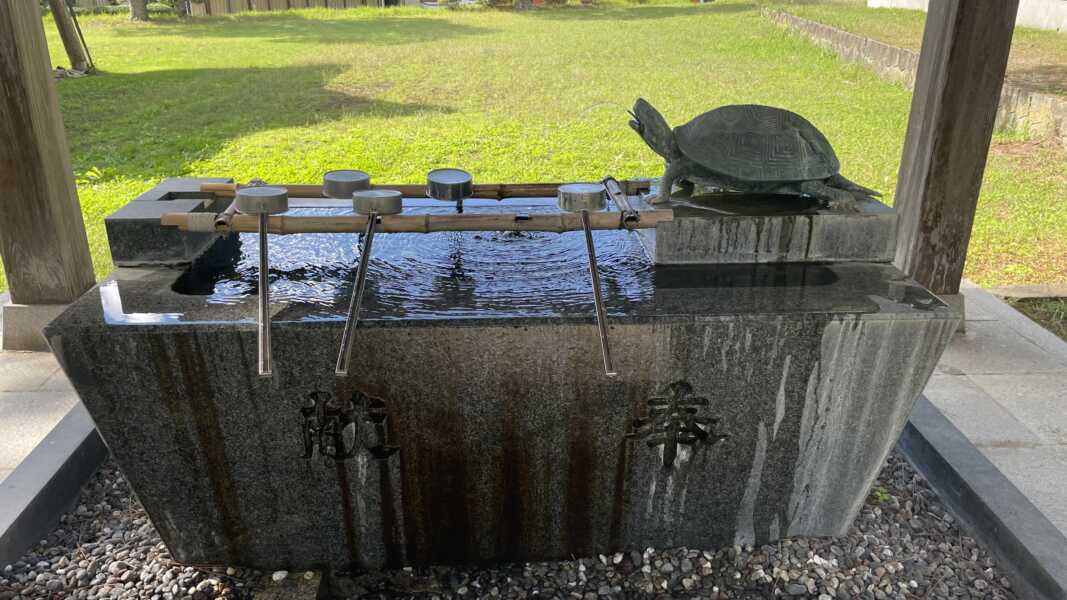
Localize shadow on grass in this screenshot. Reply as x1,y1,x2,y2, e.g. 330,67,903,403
523,2,755,20
56,64,452,183
110,11,495,44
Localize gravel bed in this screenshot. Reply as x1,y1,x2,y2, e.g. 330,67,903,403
1,451,1016,600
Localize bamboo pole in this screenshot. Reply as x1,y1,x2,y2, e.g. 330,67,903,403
162,209,673,235
199,180,653,200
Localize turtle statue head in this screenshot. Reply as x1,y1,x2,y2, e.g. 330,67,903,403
627,97,881,209
629,98,677,159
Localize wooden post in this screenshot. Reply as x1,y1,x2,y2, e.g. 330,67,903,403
0,2,95,348
894,0,1019,296
46,0,89,73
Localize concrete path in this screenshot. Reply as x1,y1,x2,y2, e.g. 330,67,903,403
926,283,1067,535
0,293,79,484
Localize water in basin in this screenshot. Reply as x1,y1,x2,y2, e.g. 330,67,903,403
175,200,655,319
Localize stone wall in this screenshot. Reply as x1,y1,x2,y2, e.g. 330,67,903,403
868,0,1067,33
768,10,1067,150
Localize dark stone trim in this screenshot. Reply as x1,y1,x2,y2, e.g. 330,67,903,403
0,404,108,567
901,396,1067,600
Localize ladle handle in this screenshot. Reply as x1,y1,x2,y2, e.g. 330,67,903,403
335,212,379,377
257,213,273,377
580,209,617,378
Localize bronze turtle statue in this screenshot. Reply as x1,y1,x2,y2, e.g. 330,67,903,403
628,98,879,210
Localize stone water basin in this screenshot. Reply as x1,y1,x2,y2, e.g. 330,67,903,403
46,189,958,571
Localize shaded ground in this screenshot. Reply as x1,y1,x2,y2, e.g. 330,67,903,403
773,0,1067,96
3,1,1060,291
0,451,1016,599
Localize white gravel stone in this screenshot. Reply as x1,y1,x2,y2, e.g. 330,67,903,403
0,453,1019,600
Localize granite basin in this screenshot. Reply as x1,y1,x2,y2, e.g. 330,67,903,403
46,192,958,570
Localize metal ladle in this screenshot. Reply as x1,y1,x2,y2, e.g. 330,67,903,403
323,169,371,200
235,186,289,377
335,189,404,377
558,183,617,378
427,168,473,213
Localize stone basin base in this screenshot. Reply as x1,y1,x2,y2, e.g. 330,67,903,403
47,260,956,570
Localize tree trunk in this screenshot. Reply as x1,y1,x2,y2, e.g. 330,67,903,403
129,0,150,21
177,1,190,17
46,0,89,72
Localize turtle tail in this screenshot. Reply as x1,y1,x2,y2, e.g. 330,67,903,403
629,98,677,159
829,174,881,201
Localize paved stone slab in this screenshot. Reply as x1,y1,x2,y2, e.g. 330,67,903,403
961,283,1067,364
0,391,79,471
968,373,1067,446
0,352,60,392
922,373,1043,448
983,445,1067,534
37,368,74,393
937,320,1067,375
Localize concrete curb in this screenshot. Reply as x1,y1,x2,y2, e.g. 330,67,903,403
767,9,1067,149
961,281,1067,365
984,284,1067,300
0,402,107,567
901,396,1067,600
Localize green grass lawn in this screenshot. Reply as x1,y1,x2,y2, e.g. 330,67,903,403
773,0,1067,96
1010,297,1067,342
3,0,1061,292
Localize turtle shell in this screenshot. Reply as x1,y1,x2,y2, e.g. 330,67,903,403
675,105,840,182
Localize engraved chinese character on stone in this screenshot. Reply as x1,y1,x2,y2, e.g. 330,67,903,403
300,390,398,463
628,381,727,468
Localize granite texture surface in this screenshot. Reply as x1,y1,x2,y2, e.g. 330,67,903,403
633,195,896,265
105,178,232,266
46,257,957,570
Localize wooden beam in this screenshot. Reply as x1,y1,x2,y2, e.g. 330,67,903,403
0,2,94,305
46,0,89,73
893,0,1019,295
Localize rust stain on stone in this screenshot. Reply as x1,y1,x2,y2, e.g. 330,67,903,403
565,388,594,556
334,460,359,568
173,333,248,561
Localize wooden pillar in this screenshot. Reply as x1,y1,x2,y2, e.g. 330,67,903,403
894,0,1019,296
0,2,95,349
46,0,89,73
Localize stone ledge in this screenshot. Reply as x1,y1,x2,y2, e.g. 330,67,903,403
0,403,108,567
900,397,1067,600
767,9,1067,150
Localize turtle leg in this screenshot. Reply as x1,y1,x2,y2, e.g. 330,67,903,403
653,159,688,205
795,180,860,212
827,174,881,200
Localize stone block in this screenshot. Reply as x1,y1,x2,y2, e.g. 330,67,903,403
2,303,68,352
984,446,1067,534
46,260,956,570
106,178,234,267
938,321,1067,375
635,197,895,265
